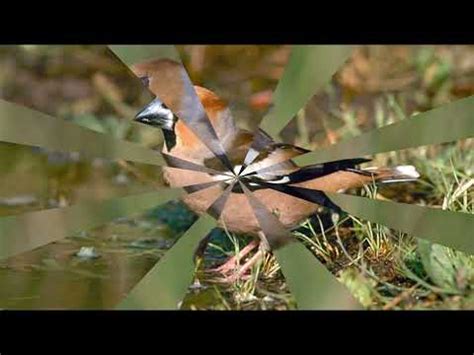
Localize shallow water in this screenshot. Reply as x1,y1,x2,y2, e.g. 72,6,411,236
0,207,176,309
0,143,179,309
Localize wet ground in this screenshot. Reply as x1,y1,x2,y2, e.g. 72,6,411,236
0,45,472,309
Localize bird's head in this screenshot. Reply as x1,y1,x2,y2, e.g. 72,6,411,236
132,59,236,155
135,86,228,132
134,96,177,131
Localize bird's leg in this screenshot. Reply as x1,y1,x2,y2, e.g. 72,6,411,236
218,244,265,284
210,239,260,274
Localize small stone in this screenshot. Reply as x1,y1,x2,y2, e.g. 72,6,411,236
129,238,171,250
114,173,130,185
189,279,206,290
263,295,274,303
235,293,258,303
75,247,100,260
75,231,89,238
0,195,37,206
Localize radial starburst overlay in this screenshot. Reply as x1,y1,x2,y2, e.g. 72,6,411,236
0,45,472,310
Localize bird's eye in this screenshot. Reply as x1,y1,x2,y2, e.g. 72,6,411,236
139,76,150,87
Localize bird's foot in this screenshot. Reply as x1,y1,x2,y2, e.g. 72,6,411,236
216,273,252,284
208,239,259,275
214,249,264,284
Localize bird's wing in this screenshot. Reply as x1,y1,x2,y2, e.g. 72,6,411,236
201,129,252,172
275,158,373,184
247,142,309,174
202,128,306,175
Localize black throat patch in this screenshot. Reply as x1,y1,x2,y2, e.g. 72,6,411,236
163,129,177,151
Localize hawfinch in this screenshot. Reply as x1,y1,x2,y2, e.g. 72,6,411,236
131,58,420,280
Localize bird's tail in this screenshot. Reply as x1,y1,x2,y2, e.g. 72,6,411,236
268,159,420,185
357,165,420,183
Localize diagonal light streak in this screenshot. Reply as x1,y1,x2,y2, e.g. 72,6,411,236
116,214,217,310
247,179,343,213
0,99,165,167
3,44,468,312
117,182,235,309
163,167,232,188
239,182,361,309
241,143,310,177
240,45,353,173
161,152,227,176
109,45,235,173
327,192,474,255
0,188,183,261
294,95,474,166
0,97,226,180
259,45,354,137
0,45,160,145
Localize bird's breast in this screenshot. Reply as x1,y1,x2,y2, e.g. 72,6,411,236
163,165,320,236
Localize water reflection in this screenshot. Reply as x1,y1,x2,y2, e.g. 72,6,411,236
0,211,181,309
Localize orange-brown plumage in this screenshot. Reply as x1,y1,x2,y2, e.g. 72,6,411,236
132,58,420,247
173,86,230,152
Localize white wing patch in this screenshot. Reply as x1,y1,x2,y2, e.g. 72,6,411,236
394,165,420,179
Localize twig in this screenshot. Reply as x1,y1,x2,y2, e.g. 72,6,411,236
382,284,418,310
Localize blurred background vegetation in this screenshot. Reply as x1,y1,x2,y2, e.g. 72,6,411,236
0,45,472,310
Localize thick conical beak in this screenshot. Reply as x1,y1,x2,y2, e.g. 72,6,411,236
134,98,176,131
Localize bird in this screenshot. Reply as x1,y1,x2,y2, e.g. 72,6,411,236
131,58,420,282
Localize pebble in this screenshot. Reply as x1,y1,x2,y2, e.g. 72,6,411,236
0,195,37,206
129,238,172,250
263,295,274,303
75,247,100,260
